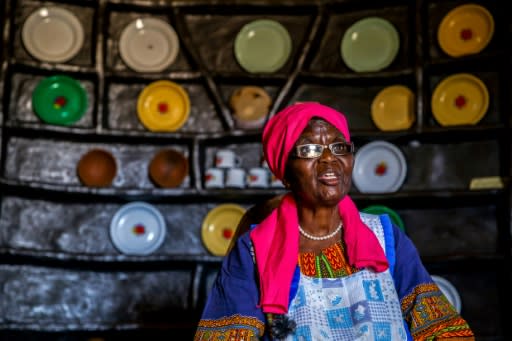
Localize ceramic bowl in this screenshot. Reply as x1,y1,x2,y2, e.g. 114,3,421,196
148,149,188,188
77,149,117,187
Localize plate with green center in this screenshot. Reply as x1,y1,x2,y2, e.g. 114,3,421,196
32,75,88,126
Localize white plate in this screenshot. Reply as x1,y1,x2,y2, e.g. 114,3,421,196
119,17,179,72
432,275,462,313
21,6,84,63
352,140,407,193
110,202,166,255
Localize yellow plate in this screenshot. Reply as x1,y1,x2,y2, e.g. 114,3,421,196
437,4,494,57
371,85,415,131
431,73,489,126
137,80,190,132
201,204,246,256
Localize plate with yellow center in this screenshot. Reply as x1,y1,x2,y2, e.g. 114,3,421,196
137,80,190,132
201,204,246,256
352,140,407,193
431,73,489,126
371,85,415,131
110,202,166,255
437,4,494,57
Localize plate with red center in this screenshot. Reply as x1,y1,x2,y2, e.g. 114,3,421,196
136,80,190,132
110,202,166,255
437,4,494,57
352,140,407,193
431,73,489,126
31,75,88,126
201,204,246,256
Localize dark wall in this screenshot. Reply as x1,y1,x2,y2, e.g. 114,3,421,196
0,0,510,340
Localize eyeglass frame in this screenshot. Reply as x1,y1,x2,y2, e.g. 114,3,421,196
292,141,355,159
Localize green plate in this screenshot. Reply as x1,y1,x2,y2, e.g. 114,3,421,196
32,75,88,125
341,17,399,72
361,205,405,232
234,19,292,73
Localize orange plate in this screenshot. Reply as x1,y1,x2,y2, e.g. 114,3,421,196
371,85,415,131
437,4,494,57
137,80,190,132
431,73,489,126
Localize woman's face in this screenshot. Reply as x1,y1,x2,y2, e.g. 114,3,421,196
285,119,354,207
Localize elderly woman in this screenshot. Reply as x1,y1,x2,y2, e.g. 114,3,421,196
195,102,474,340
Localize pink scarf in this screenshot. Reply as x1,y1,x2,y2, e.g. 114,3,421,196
250,102,389,314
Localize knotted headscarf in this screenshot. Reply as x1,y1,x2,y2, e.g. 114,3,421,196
250,102,389,314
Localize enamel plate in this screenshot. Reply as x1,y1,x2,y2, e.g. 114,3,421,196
371,85,415,131
431,73,489,126
352,140,407,193
437,4,494,57
119,17,179,72
201,204,246,256
136,80,190,132
234,19,292,73
32,75,88,126
341,17,399,72
110,202,166,255
431,275,462,313
22,6,84,63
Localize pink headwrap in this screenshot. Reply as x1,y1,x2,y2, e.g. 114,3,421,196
250,102,389,314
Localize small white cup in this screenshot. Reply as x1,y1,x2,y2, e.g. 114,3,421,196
204,168,224,188
247,167,269,188
215,149,242,168
225,168,246,188
270,173,285,188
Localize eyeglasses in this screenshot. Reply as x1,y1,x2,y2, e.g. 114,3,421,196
293,142,355,159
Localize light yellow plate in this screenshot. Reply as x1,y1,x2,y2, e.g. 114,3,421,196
201,204,246,257
431,73,489,126
371,85,415,131
137,80,190,132
437,4,494,57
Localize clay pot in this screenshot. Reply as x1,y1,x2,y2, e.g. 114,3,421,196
148,149,188,188
77,149,117,187
229,86,272,129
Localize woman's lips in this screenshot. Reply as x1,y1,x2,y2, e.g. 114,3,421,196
318,171,340,185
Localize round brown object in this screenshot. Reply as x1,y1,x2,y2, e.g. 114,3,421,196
77,149,117,187
229,86,272,129
148,149,189,188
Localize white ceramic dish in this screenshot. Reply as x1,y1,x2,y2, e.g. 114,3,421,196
119,17,179,72
352,140,407,193
431,275,462,313
110,202,166,255
21,6,84,63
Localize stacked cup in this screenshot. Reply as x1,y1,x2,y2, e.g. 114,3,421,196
205,149,245,189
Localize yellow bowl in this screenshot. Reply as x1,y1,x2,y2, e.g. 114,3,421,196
137,80,190,132
431,73,489,126
437,4,494,57
371,85,415,131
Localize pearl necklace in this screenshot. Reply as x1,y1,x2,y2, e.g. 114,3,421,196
298,222,342,241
